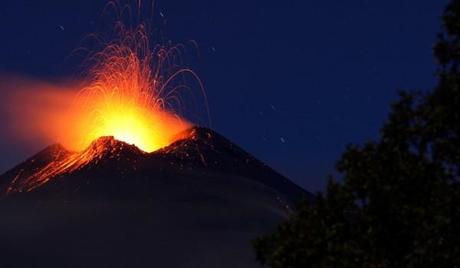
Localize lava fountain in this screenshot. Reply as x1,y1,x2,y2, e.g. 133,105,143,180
62,23,198,152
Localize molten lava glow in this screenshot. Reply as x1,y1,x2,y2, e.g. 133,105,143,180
58,24,194,152
67,98,188,152
63,82,191,153
97,106,162,151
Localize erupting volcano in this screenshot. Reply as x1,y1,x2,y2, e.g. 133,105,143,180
0,3,311,268
1,22,207,194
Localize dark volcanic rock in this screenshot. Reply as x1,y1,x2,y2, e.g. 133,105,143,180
0,126,312,268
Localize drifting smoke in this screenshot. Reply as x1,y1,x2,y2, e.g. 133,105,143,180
0,76,80,148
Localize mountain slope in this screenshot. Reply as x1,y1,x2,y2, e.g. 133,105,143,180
0,126,312,268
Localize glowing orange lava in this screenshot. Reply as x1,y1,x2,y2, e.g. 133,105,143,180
57,24,193,152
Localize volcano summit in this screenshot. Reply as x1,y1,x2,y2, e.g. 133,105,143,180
0,127,311,268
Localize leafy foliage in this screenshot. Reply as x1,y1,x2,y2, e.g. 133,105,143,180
253,1,460,267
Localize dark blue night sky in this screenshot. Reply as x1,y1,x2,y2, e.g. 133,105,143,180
0,0,448,192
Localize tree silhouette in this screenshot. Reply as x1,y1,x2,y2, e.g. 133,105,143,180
253,0,460,267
